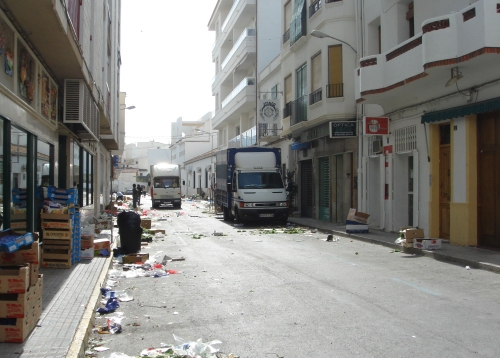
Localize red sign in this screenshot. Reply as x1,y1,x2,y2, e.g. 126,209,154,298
364,117,389,135
383,145,393,156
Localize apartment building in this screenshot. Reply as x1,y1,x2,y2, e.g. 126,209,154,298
356,0,500,248
280,0,358,222
0,1,122,231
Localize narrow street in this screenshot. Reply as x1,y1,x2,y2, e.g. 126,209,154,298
88,198,500,358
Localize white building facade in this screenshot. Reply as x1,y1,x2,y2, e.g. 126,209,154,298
356,0,500,247
0,0,122,231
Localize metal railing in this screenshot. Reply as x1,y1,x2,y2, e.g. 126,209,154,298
309,0,322,18
283,101,292,118
309,88,322,105
326,83,344,98
283,28,290,44
291,96,308,126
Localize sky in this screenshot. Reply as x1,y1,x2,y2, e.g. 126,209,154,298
120,0,217,144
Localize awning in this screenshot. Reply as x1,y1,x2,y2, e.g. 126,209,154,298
291,141,311,150
421,97,500,123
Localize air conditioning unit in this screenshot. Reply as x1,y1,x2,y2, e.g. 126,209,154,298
372,139,383,155
63,79,100,140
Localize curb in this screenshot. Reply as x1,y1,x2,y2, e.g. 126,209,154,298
289,219,500,275
66,244,115,357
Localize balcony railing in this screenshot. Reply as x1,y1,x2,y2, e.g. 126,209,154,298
221,77,255,109
228,126,257,148
309,0,322,18
221,0,242,32
291,96,308,126
309,88,322,105
326,0,342,3
221,28,255,69
67,0,81,39
283,101,292,118
283,28,290,44
327,83,344,98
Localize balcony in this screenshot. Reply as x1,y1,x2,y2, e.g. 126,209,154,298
291,96,308,126
309,88,322,105
221,0,256,34
228,126,257,148
327,83,344,98
213,77,256,129
221,28,256,70
309,0,322,18
356,0,500,113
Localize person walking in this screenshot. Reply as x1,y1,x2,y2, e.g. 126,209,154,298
132,184,138,210
137,185,142,205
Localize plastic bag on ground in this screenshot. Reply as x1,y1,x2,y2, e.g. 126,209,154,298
172,334,222,358
97,297,120,314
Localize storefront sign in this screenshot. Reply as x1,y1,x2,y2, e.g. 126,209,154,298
258,99,280,125
364,117,389,135
329,121,357,138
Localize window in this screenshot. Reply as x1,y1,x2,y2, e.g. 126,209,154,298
271,84,278,100
310,52,322,105
284,75,293,118
407,3,414,38
284,1,292,43
327,45,343,98
290,0,306,45
293,63,307,124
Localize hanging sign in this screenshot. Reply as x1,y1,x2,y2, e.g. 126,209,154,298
329,121,357,138
258,99,280,125
364,116,389,135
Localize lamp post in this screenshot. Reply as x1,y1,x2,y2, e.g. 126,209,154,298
310,29,357,54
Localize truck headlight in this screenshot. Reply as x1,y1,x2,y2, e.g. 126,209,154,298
243,202,254,208
278,202,288,207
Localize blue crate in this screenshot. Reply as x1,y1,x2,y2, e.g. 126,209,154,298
0,230,34,253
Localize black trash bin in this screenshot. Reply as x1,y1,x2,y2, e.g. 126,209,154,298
117,211,142,254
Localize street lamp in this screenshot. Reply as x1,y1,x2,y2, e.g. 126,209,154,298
310,29,357,54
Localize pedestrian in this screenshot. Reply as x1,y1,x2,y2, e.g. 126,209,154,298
132,184,138,209
116,191,123,201
137,185,142,205
142,185,147,198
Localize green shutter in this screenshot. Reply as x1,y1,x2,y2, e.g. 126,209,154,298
318,157,330,221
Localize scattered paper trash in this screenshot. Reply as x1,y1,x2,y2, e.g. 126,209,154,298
466,266,471,270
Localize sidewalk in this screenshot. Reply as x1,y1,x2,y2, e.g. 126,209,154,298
3,210,500,358
288,216,500,274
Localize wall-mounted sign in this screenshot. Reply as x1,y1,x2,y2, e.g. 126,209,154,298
364,116,389,135
258,99,280,125
329,121,357,138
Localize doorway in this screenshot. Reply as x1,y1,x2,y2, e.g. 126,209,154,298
477,110,500,248
318,157,330,221
439,124,451,240
300,160,313,218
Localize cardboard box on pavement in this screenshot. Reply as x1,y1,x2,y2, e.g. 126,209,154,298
346,208,370,224
404,228,424,241
0,265,30,293
122,253,149,264
0,274,43,318
0,240,41,265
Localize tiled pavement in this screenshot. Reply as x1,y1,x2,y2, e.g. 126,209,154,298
2,227,114,358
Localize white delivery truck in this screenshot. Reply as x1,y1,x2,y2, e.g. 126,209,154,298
215,147,288,224
150,163,182,209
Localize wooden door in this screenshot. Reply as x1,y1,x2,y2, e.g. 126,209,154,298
478,111,500,248
439,125,451,240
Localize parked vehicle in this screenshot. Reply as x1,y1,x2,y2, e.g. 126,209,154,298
150,163,182,209
215,147,288,224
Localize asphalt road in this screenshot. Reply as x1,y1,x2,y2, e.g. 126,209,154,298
88,199,500,358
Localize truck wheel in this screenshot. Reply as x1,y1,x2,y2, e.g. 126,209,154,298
223,207,230,221
234,207,243,224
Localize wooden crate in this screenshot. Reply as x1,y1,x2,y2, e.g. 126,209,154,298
41,239,72,269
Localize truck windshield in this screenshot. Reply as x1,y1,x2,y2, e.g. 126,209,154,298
238,172,284,189
154,177,179,188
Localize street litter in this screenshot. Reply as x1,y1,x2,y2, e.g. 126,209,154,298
96,297,120,314
466,266,471,270
93,346,110,352
213,231,224,236
326,235,339,242
139,334,223,358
